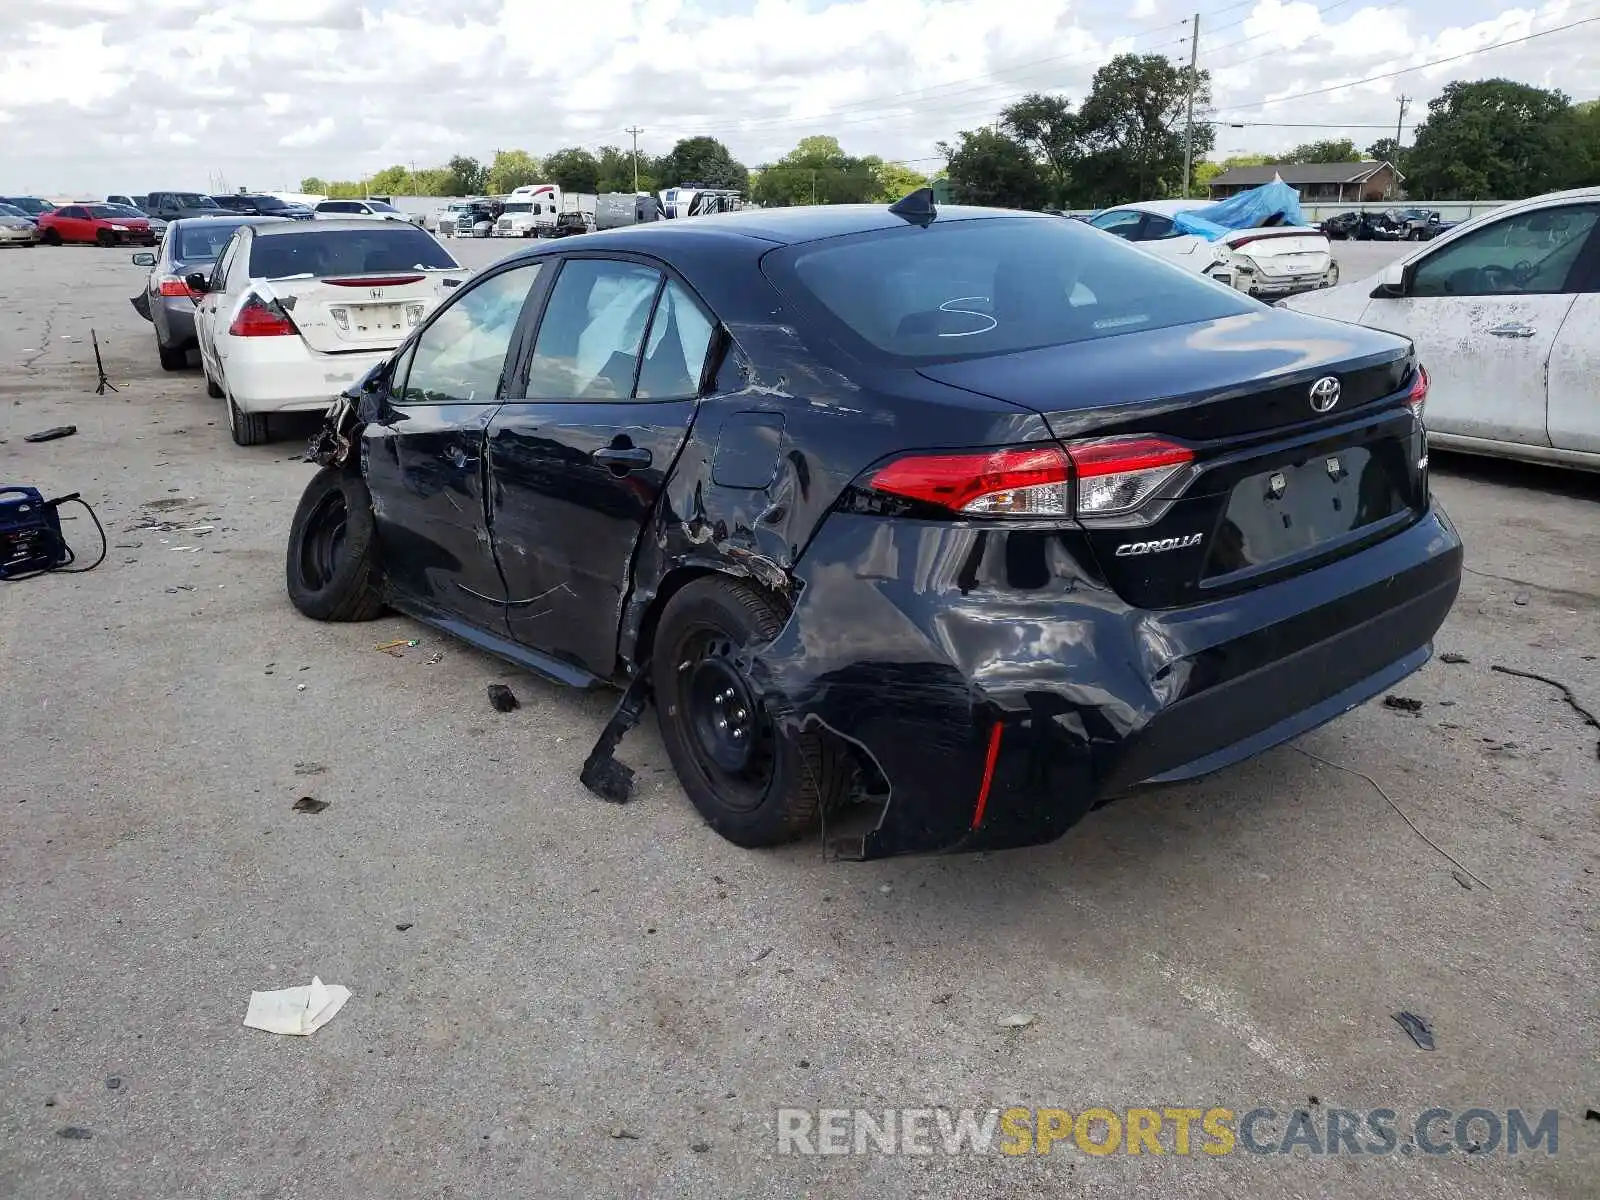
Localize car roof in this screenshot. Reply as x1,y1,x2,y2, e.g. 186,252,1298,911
1101,199,1205,217
168,214,287,227
547,203,1046,251
252,217,418,236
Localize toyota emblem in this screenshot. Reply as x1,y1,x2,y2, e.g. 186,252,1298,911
1308,376,1341,413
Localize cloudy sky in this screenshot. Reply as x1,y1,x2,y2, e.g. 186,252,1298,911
1,0,1595,195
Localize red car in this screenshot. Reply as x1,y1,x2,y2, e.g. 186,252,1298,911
37,203,156,246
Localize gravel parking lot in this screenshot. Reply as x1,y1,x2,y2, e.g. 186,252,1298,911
2,236,1596,1200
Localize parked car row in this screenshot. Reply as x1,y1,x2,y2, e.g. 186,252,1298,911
1321,208,1456,242
130,217,468,444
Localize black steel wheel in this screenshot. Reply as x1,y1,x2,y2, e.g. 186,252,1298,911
285,466,385,621
652,577,855,846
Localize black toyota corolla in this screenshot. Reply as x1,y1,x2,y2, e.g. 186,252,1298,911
285,193,1463,859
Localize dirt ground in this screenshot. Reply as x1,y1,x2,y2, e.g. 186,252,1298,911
1,240,1596,1199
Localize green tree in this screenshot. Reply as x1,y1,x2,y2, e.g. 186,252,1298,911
411,167,455,196
1270,138,1359,164
1405,79,1574,199
938,128,1048,210
445,155,488,195
1072,53,1212,205
871,160,930,203
487,149,542,194
541,147,600,193
1189,160,1224,197
659,136,748,192
751,136,880,206
299,176,328,193
1552,101,1600,190
366,165,411,195
1000,93,1078,207
596,144,658,194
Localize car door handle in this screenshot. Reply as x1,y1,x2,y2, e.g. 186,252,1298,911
447,444,479,469
1487,323,1536,338
592,446,653,470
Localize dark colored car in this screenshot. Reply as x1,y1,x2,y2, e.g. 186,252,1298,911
36,203,155,246
128,215,289,369
1321,211,1400,241
144,191,227,221
0,196,55,217
212,193,313,219
283,197,1462,859
1392,208,1448,240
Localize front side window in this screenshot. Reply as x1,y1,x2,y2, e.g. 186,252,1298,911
1409,204,1600,297
399,262,545,405
525,260,663,399
767,215,1256,365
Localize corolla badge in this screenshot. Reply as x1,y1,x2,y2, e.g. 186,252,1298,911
1114,533,1204,557
1308,375,1341,413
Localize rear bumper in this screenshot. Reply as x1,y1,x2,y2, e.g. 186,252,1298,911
224,343,393,413
157,296,198,347
755,503,1463,858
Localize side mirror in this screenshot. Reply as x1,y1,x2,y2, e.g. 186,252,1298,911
1370,260,1407,299
184,271,210,294
131,251,156,267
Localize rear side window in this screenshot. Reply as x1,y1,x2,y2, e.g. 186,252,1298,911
178,222,246,260
247,227,457,279
766,216,1256,365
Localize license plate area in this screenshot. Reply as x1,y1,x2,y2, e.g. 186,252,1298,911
1202,442,1410,579
328,302,406,336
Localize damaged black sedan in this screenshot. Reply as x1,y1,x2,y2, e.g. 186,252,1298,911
286,192,1462,859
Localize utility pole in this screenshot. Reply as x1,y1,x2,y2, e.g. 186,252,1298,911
1181,12,1201,198
1394,95,1410,148
811,169,817,206
626,126,644,192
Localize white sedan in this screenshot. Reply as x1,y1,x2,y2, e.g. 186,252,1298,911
1084,199,1338,298
312,198,409,222
189,219,468,445
1281,186,1600,472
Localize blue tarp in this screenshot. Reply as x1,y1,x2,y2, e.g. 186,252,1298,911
1172,178,1308,241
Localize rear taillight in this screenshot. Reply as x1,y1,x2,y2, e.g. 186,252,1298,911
1067,436,1196,521
866,435,1195,523
868,447,1071,516
229,296,297,337
1406,364,1429,417
157,277,193,298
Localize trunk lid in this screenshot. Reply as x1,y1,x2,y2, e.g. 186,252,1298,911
255,272,462,354
917,311,1426,609
1220,228,1331,278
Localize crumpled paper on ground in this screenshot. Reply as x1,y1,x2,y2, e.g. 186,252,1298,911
243,976,351,1036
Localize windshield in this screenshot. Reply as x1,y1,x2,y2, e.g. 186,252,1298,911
366,200,398,213
104,205,145,218
247,196,287,211
503,202,533,213
6,198,51,215
177,194,221,209
0,203,27,218
248,226,457,278
767,215,1256,365
84,205,137,219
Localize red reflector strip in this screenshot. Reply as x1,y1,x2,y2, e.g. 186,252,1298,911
1066,436,1194,478
870,446,1069,511
1228,231,1317,250
324,275,424,287
971,722,1004,830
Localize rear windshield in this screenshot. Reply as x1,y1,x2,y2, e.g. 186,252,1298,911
247,226,457,278
766,215,1256,364
177,221,249,260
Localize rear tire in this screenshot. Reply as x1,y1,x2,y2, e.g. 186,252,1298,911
226,388,271,446
286,466,386,622
652,577,855,848
158,342,187,371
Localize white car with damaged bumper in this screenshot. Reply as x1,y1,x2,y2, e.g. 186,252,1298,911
1086,199,1338,298
189,219,467,445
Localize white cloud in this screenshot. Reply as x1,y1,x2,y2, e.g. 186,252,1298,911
0,0,1595,195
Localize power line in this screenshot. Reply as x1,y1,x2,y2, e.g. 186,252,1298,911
1213,14,1600,114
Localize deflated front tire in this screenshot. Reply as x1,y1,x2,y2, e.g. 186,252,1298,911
286,466,386,622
